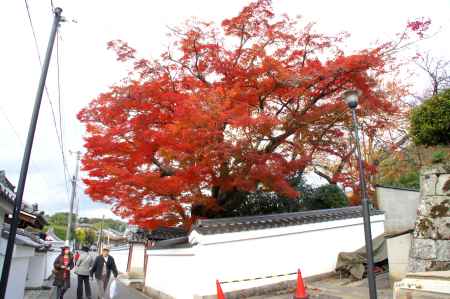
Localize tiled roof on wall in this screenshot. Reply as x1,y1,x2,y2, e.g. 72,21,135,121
151,236,191,249
0,180,15,204
2,224,50,251
148,226,188,240
193,206,384,235
375,184,419,192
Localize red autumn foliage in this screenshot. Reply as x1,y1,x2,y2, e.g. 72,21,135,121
78,0,427,229
407,18,431,38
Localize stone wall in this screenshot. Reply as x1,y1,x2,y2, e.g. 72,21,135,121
408,163,450,272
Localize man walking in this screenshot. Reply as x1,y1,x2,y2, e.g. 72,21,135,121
75,246,93,299
90,248,118,299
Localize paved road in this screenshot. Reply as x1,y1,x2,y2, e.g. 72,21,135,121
54,275,150,299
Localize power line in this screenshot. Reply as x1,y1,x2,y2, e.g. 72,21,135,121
0,105,23,143
56,31,71,197
0,104,56,194
0,7,64,296
23,0,71,199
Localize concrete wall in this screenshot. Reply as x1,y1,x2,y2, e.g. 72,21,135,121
26,252,47,288
0,209,5,227
129,243,145,273
377,186,420,235
0,239,35,299
145,214,385,299
393,271,450,298
110,247,130,274
377,186,421,284
146,247,196,299
387,233,413,284
0,199,13,225
45,250,60,279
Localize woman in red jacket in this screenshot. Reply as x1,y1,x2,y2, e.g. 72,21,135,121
53,246,74,299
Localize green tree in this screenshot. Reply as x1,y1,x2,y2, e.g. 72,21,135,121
52,225,67,240
75,228,97,246
84,229,97,245
48,212,75,226
376,144,450,190
410,89,450,146
376,144,421,190
383,171,420,190
90,219,126,232
206,173,348,217
75,229,86,244
228,191,301,217
302,184,349,210
47,212,125,242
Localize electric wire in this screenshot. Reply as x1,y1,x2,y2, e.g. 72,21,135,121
56,31,71,199
0,106,23,144
0,104,54,195
23,0,71,200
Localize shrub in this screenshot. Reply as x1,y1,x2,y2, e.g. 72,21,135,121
431,150,448,164
410,89,450,146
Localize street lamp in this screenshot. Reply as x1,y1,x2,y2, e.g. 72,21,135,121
343,90,377,299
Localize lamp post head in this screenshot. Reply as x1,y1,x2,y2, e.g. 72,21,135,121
342,89,360,109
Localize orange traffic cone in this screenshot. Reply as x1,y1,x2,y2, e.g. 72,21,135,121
294,269,309,299
216,280,226,299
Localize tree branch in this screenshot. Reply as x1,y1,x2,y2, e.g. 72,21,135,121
152,157,175,177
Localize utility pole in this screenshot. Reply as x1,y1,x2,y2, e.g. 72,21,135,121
73,191,80,249
98,214,105,254
0,8,64,297
66,150,81,245
74,190,80,227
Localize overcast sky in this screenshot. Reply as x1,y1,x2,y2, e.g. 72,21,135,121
0,0,449,221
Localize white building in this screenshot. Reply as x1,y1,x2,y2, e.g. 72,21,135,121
144,206,385,299
0,170,53,299
0,170,15,225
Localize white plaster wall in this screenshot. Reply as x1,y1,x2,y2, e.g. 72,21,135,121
146,215,385,299
0,200,13,226
194,215,385,296
45,250,60,279
387,233,412,283
0,239,35,299
0,209,5,227
26,252,47,288
7,257,30,299
130,244,145,273
145,248,197,299
111,248,130,273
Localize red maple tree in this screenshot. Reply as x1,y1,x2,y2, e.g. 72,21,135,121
78,0,429,229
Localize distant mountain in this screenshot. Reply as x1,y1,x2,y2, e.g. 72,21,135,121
46,212,128,241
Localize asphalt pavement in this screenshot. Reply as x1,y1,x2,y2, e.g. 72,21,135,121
55,274,150,299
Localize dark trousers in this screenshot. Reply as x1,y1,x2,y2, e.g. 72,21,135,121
56,286,67,299
77,275,92,299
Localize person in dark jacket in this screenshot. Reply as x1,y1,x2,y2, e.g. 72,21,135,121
75,246,93,299
90,248,118,299
53,246,74,299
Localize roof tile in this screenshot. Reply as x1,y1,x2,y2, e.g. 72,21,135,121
193,206,383,235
